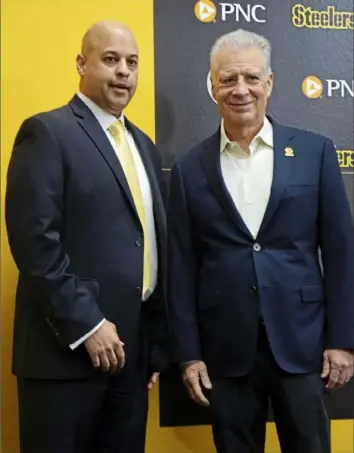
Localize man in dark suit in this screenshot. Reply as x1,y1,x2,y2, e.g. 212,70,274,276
168,29,354,453
6,20,168,453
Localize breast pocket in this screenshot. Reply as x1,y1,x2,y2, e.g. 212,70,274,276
284,184,319,212
301,285,324,303
286,183,318,194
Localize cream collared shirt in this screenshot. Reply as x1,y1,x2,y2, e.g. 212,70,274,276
220,117,274,239
70,93,158,349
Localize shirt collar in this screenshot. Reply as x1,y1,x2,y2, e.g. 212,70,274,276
220,116,273,154
77,92,125,131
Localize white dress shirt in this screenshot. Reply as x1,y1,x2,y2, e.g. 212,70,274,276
220,117,274,239
69,92,158,349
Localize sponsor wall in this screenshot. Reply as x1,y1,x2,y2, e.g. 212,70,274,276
155,0,354,451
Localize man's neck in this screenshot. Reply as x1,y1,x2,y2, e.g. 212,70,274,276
224,118,264,153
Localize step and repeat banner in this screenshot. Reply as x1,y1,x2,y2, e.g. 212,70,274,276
155,0,354,449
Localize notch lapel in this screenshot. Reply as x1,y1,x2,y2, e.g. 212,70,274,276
199,131,253,239
69,95,138,219
258,120,295,236
126,118,167,233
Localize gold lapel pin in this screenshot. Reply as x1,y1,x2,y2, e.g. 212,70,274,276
285,147,294,157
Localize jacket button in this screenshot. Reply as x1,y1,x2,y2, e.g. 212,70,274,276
135,238,143,247
253,243,261,252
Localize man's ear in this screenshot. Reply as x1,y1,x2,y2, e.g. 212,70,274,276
210,74,217,100
76,54,85,76
266,72,274,98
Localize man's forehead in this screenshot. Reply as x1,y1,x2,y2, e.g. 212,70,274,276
82,23,138,56
211,48,266,74
214,47,264,63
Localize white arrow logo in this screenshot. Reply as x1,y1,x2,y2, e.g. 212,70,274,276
199,2,215,20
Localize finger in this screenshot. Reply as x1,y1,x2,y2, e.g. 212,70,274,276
184,383,197,402
349,365,354,380
188,379,209,407
99,352,111,372
114,343,125,369
151,372,159,384
106,348,118,373
147,373,158,390
182,376,200,403
326,369,340,390
199,368,212,390
337,370,349,387
91,352,100,370
321,356,330,378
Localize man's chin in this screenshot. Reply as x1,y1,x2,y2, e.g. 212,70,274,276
107,98,130,116
229,111,255,126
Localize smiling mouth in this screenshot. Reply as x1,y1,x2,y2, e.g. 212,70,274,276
230,102,252,107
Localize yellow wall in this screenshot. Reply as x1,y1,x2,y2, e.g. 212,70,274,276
1,1,353,452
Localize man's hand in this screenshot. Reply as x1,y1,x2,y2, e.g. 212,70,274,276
84,320,125,373
321,349,354,390
148,372,159,391
181,360,212,407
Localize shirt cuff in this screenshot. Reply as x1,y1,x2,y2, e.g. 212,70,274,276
69,318,105,350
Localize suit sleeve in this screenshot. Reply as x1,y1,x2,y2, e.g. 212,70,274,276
318,138,354,349
5,116,104,346
168,160,202,363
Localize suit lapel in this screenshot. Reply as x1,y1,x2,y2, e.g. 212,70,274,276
126,118,166,233
199,119,295,240
258,120,295,236
200,131,253,239
126,118,167,288
69,95,138,218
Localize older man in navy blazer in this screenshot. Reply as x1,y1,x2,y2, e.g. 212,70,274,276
168,29,354,453
6,20,168,453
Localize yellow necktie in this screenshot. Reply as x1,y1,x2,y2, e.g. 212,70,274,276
108,120,150,296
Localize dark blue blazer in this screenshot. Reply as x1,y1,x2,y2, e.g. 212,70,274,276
168,118,354,378
6,95,168,379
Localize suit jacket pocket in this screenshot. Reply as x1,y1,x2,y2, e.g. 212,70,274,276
301,285,324,303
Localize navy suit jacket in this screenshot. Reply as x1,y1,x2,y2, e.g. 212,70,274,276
168,118,354,378
6,95,168,379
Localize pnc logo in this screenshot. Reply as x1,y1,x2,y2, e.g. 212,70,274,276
302,76,323,99
195,0,217,23
302,76,353,98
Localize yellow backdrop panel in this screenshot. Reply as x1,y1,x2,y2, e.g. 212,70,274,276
1,1,353,452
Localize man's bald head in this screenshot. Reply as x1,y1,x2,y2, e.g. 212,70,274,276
81,21,137,57
76,21,139,116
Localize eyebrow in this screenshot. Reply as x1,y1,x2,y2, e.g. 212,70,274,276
220,69,262,76
102,50,139,59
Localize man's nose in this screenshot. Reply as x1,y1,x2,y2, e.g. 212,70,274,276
231,79,249,97
115,59,130,77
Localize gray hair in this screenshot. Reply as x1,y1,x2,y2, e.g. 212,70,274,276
210,29,272,74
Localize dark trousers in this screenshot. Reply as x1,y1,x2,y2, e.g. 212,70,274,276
17,320,149,453
210,323,330,453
